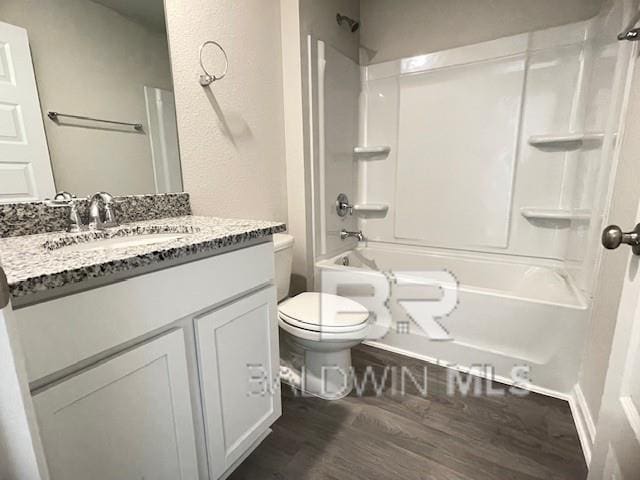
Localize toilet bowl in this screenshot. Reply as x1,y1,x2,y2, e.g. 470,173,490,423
273,234,370,400
279,292,369,399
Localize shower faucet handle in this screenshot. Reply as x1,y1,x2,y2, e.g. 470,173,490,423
602,224,640,255
336,193,353,217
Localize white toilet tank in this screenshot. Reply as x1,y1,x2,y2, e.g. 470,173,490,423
273,233,294,302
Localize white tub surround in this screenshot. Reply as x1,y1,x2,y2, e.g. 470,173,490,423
357,18,628,295
360,22,584,257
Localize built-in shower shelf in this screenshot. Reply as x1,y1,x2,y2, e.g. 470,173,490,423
521,207,591,221
352,203,389,217
528,133,605,149
353,146,391,159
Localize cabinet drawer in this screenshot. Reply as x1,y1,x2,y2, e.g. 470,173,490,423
32,329,199,480
17,241,274,382
195,286,281,479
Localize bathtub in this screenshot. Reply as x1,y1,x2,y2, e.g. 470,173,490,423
316,244,589,395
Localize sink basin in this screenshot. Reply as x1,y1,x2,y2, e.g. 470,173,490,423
57,233,186,253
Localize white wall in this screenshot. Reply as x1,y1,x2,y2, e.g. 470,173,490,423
0,0,173,197
165,0,287,222
359,0,604,65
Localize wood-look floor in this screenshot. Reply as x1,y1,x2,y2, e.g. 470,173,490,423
229,345,587,480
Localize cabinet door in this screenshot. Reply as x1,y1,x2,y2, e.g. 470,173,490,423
196,287,281,479
33,329,199,480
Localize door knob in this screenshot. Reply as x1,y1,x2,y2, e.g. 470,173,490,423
602,224,640,255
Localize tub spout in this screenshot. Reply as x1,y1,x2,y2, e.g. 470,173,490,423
341,229,364,241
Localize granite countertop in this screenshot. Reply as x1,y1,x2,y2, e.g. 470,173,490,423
0,215,285,304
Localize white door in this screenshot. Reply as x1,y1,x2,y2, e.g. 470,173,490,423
0,22,54,202
589,220,640,479
0,286,49,480
32,329,199,480
195,287,281,479
144,86,182,194
588,49,640,478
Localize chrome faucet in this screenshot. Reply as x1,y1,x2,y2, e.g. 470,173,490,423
340,229,364,241
88,192,118,230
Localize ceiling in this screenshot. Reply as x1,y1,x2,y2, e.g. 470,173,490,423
90,0,166,33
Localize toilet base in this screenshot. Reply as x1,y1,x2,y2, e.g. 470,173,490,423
278,321,367,401
301,349,353,400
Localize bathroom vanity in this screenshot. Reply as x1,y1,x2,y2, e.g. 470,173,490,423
0,197,285,480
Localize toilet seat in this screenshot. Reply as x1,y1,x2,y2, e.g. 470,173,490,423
278,292,369,334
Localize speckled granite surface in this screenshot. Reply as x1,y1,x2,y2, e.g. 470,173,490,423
0,193,191,238
0,216,285,301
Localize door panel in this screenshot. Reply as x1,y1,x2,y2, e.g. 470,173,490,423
0,291,49,480
33,329,198,480
0,22,54,201
196,287,281,479
590,154,640,479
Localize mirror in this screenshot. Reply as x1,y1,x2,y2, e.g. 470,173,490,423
0,0,182,201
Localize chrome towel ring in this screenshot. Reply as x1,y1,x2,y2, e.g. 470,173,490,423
199,40,228,86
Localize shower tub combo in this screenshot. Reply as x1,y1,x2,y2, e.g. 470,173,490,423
317,244,588,395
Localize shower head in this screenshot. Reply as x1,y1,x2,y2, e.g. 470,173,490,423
336,13,360,33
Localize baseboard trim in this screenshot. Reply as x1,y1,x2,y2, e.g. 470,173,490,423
569,384,596,465
363,341,570,400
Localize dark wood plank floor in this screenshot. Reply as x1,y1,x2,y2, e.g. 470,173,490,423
229,345,587,480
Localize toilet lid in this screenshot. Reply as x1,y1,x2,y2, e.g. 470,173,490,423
278,292,369,332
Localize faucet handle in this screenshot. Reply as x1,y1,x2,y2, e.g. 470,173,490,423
54,191,74,201
44,193,87,232
67,200,86,233
336,193,353,217
46,191,77,206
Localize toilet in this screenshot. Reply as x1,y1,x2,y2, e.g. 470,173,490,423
273,233,370,400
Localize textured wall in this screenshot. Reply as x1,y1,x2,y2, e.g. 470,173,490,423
165,0,287,222
360,0,604,64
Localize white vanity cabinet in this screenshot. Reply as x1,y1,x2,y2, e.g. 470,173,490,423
196,287,281,478
32,329,199,480
14,240,281,480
